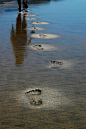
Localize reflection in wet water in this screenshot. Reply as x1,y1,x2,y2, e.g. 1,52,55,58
0,0,86,129
10,13,33,66
11,13,28,65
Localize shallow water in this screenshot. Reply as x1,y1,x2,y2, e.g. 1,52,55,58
0,0,86,129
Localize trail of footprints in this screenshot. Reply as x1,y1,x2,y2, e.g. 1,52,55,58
24,10,63,69
21,10,69,107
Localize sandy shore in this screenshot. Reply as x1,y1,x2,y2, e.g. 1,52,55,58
0,1,86,129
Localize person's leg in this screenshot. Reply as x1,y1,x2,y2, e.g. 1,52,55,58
17,0,21,12
23,0,28,11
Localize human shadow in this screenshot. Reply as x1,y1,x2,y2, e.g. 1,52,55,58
11,13,32,66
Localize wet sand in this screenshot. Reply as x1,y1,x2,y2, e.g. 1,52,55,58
0,0,86,129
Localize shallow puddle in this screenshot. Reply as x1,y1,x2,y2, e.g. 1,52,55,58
0,0,86,129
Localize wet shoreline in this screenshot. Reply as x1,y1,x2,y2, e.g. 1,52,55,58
0,0,86,128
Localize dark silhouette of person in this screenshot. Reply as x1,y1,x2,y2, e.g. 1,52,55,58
11,13,28,66
17,0,28,12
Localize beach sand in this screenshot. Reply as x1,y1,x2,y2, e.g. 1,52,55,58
0,0,86,129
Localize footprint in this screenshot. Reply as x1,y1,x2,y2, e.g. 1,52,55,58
30,98,42,106
51,60,63,68
26,18,38,20
30,33,61,39
29,44,57,51
26,26,46,31
47,60,74,69
25,89,41,95
31,21,50,24
25,89,42,106
25,14,37,16
32,44,44,50
17,87,71,109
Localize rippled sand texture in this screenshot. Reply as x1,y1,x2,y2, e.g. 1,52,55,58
0,0,86,129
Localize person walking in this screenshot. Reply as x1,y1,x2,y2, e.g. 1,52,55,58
17,0,28,12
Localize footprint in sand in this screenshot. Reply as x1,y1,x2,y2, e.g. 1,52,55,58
25,89,42,106
30,33,61,39
26,26,46,31
31,21,50,24
47,60,74,70
29,44,58,51
16,87,71,109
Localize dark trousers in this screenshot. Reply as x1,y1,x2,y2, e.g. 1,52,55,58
17,0,28,10
17,0,21,12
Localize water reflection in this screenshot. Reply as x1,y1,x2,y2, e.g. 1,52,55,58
11,13,31,66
